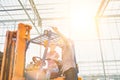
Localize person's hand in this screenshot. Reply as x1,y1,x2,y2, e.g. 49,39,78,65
42,61,46,66
52,27,58,32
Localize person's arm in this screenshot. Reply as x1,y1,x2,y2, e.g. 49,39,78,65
52,27,68,44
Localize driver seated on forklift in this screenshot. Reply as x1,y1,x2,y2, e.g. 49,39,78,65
32,56,42,67
45,42,62,79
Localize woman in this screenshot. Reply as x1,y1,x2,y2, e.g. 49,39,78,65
46,43,60,79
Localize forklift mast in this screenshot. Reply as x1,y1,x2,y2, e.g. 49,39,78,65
0,23,31,80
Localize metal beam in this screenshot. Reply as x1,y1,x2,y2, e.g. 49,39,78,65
111,0,120,1
0,11,58,16
1,2,67,8
96,0,110,17
95,17,107,80
0,4,14,19
0,17,67,22
0,8,31,12
99,14,120,18
0,8,53,12
78,60,120,64
18,0,40,34
29,0,42,27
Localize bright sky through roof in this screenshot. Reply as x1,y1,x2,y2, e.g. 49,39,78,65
69,0,101,40
25,0,102,65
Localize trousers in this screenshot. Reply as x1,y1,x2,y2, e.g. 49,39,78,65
64,67,78,80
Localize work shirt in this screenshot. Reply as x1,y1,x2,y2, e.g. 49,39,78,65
61,39,76,73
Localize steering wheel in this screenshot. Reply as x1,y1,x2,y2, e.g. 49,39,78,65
32,56,42,65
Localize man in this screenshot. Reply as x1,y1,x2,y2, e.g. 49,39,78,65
52,27,78,80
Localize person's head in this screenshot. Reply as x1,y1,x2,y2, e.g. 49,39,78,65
49,43,56,51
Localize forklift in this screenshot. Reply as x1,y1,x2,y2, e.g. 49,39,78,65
0,23,82,80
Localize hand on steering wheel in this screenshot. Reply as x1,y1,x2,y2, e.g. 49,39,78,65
32,56,42,65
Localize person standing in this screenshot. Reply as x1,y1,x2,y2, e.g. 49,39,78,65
52,27,78,80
